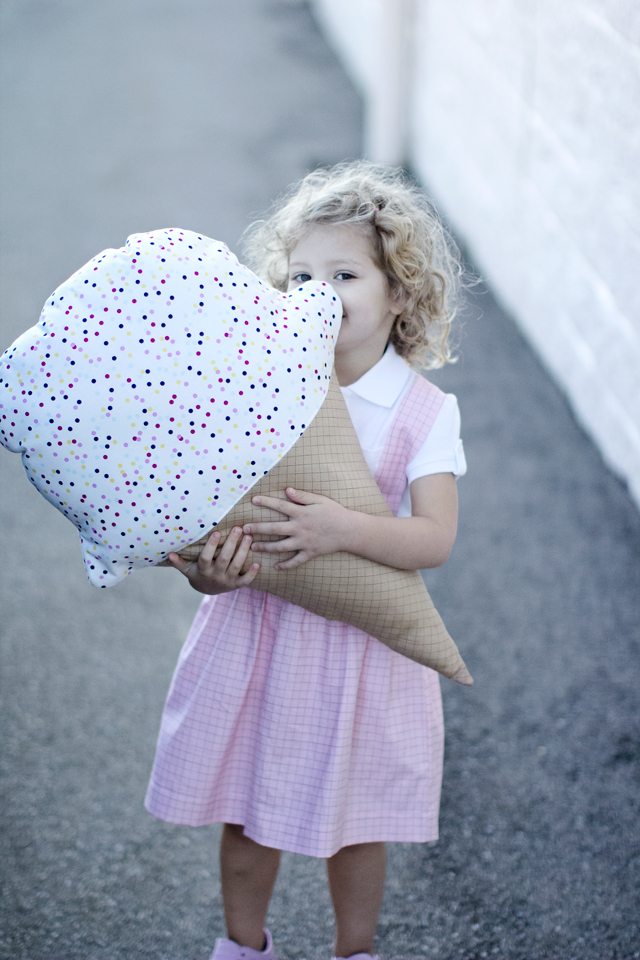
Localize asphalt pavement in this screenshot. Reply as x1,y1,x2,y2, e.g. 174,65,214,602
1,2,639,959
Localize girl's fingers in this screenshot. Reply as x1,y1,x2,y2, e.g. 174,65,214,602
167,552,193,575
215,527,244,569
251,494,298,517
227,534,253,575
274,551,309,571
237,561,261,586
250,538,296,554
243,520,293,536
284,487,320,505
199,530,221,564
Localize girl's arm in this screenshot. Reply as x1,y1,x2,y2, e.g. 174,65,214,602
244,472,458,571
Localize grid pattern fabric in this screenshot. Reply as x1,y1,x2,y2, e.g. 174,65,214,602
145,372,452,855
174,372,471,684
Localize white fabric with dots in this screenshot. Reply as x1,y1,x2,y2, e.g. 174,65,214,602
0,229,341,586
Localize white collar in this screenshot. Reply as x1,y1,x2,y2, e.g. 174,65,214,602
341,344,412,407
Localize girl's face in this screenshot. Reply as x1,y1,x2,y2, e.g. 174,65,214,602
288,223,403,385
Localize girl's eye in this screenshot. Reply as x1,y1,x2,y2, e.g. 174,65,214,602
335,272,356,281
292,272,312,283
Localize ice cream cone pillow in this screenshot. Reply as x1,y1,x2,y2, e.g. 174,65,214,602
1,229,340,583
0,228,471,683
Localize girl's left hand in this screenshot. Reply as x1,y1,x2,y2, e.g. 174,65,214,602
243,487,349,570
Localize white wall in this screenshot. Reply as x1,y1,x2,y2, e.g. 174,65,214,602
313,0,640,508
313,0,415,164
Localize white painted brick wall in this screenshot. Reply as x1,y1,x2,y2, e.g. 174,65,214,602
313,0,414,163
313,0,640,507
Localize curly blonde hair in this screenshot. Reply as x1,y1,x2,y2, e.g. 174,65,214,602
242,160,462,369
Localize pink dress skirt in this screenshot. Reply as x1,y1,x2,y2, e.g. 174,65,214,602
145,588,443,857
145,373,446,858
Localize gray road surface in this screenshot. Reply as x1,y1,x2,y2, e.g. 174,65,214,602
1,3,639,959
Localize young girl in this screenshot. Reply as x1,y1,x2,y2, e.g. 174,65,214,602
145,161,467,960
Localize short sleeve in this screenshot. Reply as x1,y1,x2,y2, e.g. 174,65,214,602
406,393,467,483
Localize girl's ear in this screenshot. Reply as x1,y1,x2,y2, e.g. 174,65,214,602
388,281,408,317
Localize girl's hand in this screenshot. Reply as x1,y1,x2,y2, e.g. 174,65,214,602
244,473,459,572
243,487,349,570
167,527,260,595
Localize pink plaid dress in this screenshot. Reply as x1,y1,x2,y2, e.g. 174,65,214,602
145,373,447,857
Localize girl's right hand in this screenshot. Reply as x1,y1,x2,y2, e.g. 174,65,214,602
167,527,260,595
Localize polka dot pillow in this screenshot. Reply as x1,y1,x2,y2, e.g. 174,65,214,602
0,229,340,586
0,228,471,684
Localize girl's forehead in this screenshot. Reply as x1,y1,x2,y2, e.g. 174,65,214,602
290,222,376,262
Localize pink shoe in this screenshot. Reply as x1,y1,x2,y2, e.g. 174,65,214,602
331,955,379,960
210,929,276,960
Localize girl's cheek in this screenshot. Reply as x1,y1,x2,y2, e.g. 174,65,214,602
334,329,350,352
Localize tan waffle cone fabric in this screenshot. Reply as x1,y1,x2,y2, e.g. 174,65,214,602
174,374,472,685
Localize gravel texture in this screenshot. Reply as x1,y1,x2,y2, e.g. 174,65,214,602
1,2,639,959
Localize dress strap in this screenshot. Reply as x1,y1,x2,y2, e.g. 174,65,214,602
374,374,446,515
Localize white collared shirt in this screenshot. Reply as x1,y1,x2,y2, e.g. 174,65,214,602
340,345,466,518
